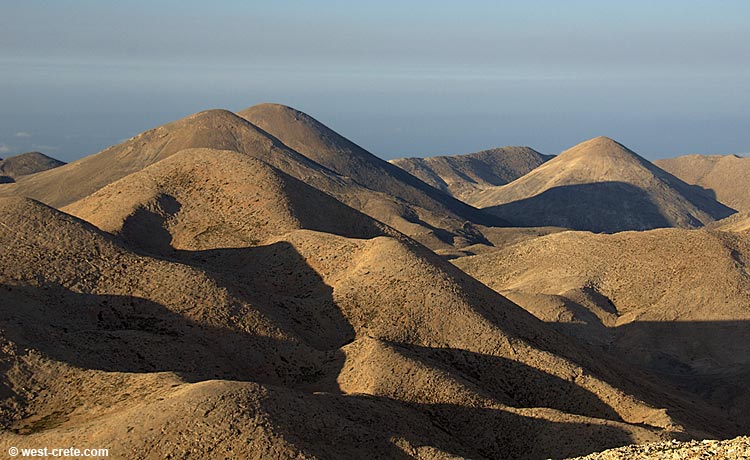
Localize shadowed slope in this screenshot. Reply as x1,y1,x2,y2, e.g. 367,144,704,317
454,226,750,428
391,146,552,201
237,103,502,227
1,196,730,458
0,152,64,182
486,182,675,233
62,148,390,253
656,154,750,211
471,137,735,232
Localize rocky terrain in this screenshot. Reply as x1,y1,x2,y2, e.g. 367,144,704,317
454,226,750,430
0,107,493,251
0,104,748,459
567,436,750,460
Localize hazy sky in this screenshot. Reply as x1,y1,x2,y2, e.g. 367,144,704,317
1,1,749,162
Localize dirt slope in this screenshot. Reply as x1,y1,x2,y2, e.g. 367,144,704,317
0,196,730,459
237,103,501,227
391,146,551,201
469,137,735,232
0,109,488,250
454,227,750,428
62,148,390,253
566,436,750,460
0,110,282,208
710,211,750,233
655,154,750,211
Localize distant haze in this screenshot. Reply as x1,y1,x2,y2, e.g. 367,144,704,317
1,1,749,162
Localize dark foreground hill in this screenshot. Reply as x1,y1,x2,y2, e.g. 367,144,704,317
0,194,732,459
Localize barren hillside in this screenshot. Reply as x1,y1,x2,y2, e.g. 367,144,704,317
390,146,551,201
469,137,735,232
1,105,748,459
656,154,750,211
0,110,489,250
0,194,733,459
454,227,750,428
237,103,501,228
0,152,64,182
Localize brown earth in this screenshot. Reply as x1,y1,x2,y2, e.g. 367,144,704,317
390,146,551,201
566,436,750,460
453,226,750,429
0,152,64,183
656,154,750,211
0,194,735,459
237,103,501,229
469,137,735,232
709,211,750,233
1,107,748,459
0,109,490,250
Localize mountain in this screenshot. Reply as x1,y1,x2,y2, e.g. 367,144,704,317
237,103,501,227
468,137,735,232
655,154,750,212
0,109,490,250
453,226,750,429
0,110,280,207
0,195,732,459
62,148,391,253
0,152,64,182
390,146,552,201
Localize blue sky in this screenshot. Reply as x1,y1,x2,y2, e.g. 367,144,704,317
1,1,749,161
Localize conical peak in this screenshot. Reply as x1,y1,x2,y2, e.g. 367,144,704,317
570,136,628,152
559,136,642,163
238,103,312,124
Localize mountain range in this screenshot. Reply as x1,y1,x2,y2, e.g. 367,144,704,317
1,103,748,459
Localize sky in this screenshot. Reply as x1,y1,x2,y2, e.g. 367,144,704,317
1,0,749,162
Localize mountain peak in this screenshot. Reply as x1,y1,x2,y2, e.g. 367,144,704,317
562,136,638,159
468,136,735,232
238,102,358,158
237,102,502,228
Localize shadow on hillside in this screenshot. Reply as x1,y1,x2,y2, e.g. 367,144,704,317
0,280,641,458
0,242,353,393
685,183,719,201
173,242,357,352
256,389,639,460
120,195,181,255
556,319,750,431
398,244,741,437
116,189,389,257
380,341,623,421
484,181,711,233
